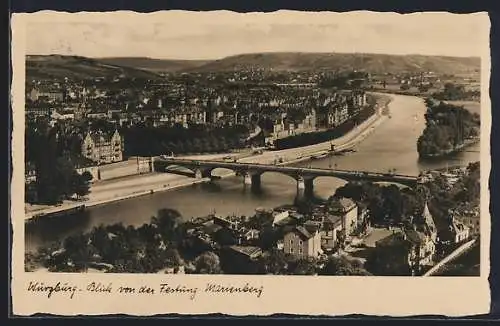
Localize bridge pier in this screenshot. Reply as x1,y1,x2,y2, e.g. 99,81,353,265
296,175,314,197
150,156,155,173
195,169,203,179
243,171,262,191
194,168,211,179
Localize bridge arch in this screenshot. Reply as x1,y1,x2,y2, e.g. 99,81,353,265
317,176,416,189
369,181,414,189
155,162,197,175
257,170,303,184
312,175,350,188
209,167,239,178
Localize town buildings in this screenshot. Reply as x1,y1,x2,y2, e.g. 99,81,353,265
26,72,374,160
283,226,323,259
449,217,470,244
29,87,64,102
329,197,359,238
81,130,124,164
449,205,480,237
320,215,343,251
226,245,263,262
372,202,438,275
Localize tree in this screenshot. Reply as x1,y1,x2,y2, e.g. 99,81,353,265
213,228,238,246
151,209,183,245
68,134,84,158
62,232,96,272
247,211,274,229
381,185,404,222
175,140,186,154
467,161,480,174
81,171,94,182
164,248,183,269
192,138,203,153
257,249,291,275
334,182,364,202
454,163,480,205
364,241,411,276
289,257,318,275
184,139,194,154
209,136,221,153
72,172,90,199
320,256,371,276
201,137,213,153
258,226,281,250
194,251,222,274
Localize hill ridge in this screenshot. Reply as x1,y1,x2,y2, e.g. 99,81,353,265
26,52,481,79
184,52,480,74
26,55,161,81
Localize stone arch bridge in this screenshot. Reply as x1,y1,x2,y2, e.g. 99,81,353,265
154,157,420,195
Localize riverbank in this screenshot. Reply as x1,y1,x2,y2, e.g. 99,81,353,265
417,99,480,160
418,137,480,159
25,98,390,221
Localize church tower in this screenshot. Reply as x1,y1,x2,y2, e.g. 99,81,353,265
422,202,437,243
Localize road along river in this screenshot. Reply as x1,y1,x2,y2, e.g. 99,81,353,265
25,94,480,252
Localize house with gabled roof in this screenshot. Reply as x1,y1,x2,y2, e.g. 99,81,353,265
283,225,322,258
328,197,359,238
82,129,124,165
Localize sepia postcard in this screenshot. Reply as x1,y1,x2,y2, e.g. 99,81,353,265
11,10,492,316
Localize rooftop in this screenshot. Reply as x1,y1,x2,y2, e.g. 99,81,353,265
405,229,426,244
287,225,318,240
202,222,223,236
329,197,357,213
229,245,263,258
274,216,296,227
375,231,411,249
324,214,343,227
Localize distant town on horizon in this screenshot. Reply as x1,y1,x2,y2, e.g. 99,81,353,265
26,51,482,61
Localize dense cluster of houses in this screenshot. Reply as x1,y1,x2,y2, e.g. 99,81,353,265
417,167,478,244
263,91,367,146
26,78,370,145
24,75,375,198
370,71,443,90
446,204,479,240
180,192,473,275
373,203,438,274
182,196,370,267
371,166,479,274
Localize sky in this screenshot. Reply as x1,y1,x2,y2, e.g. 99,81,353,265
23,10,489,60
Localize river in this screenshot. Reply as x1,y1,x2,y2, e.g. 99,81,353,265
25,94,480,252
